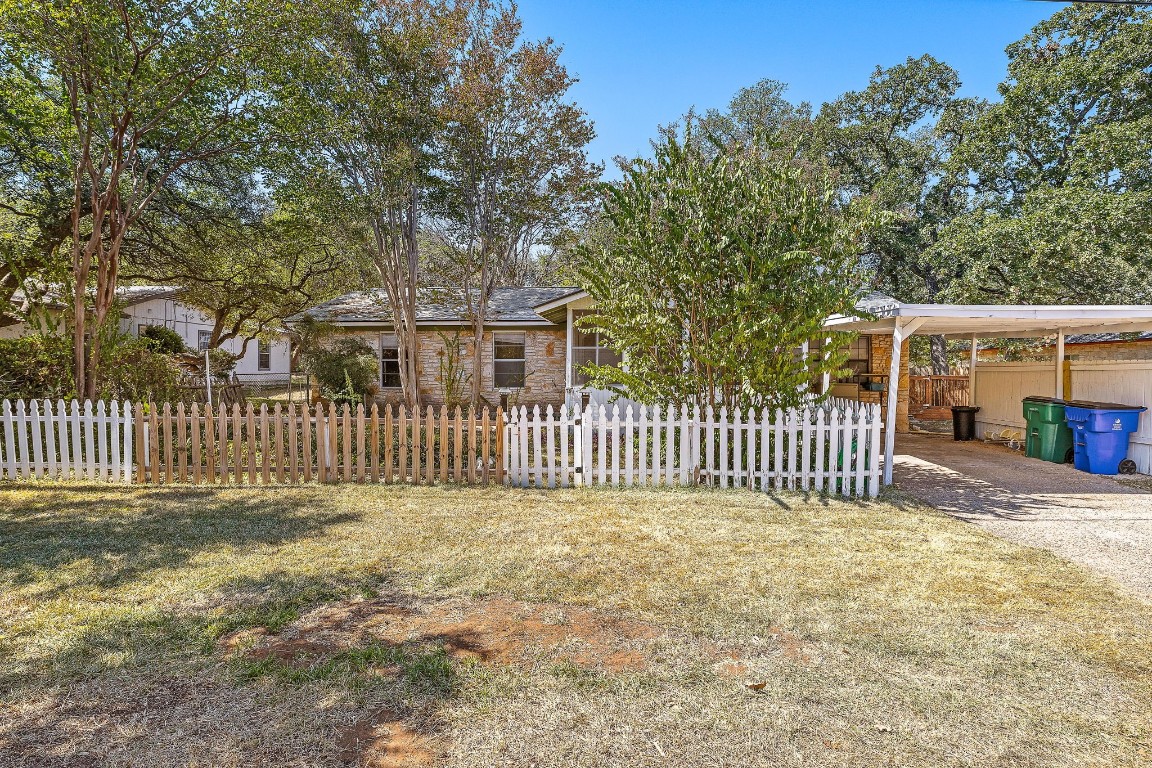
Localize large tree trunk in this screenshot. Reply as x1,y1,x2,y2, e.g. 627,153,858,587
929,334,949,376
370,191,423,411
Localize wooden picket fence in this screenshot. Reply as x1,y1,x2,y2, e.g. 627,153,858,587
132,402,504,485
505,399,883,497
0,399,503,485
1,397,883,496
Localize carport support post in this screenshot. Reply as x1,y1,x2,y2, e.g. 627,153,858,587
1055,328,1066,400
883,318,924,486
968,334,978,406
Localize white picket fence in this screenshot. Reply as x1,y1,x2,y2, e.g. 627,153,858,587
504,398,883,497
0,399,134,482
0,396,884,497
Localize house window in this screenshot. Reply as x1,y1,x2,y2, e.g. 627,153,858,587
493,332,526,388
571,310,622,386
258,340,271,371
137,323,149,337
380,334,401,388
842,337,872,382
198,330,211,352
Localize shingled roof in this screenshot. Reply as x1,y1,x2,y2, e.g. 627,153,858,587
288,286,582,326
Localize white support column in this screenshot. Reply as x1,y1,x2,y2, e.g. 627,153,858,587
883,318,924,486
968,334,978,407
1055,328,1065,400
821,336,832,395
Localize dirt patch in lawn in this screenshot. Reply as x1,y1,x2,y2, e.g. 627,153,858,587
337,709,436,768
222,595,665,673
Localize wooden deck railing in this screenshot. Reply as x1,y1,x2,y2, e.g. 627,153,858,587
909,375,969,412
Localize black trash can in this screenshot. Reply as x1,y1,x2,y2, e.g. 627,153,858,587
951,406,980,441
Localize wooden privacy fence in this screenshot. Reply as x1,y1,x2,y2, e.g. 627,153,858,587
1,397,884,496
505,399,883,497
909,375,970,411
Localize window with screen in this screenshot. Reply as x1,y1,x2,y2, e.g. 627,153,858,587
258,340,271,371
197,330,211,352
571,310,622,386
493,332,526,388
380,335,401,388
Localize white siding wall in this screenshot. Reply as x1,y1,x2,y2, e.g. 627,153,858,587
972,362,1055,438
1069,360,1152,474
121,298,290,376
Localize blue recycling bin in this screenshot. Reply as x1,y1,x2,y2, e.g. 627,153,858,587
1064,401,1147,475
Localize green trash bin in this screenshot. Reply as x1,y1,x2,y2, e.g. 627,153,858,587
1022,396,1074,463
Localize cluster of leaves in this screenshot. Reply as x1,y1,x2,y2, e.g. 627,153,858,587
97,336,185,404
0,332,183,402
578,130,878,412
677,4,1152,371
138,325,188,356
0,334,73,400
299,337,379,406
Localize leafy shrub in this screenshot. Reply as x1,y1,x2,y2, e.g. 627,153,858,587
205,347,239,381
139,325,188,355
99,336,184,403
300,336,378,404
0,334,74,400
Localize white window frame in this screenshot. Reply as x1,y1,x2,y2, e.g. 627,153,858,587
197,330,212,352
257,340,272,371
493,331,527,389
570,310,621,387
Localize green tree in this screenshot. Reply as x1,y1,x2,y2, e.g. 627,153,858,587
578,129,877,412
812,55,974,372
935,3,1152,302
0,0,325,398
302,0,468,409
425,0,599,407
679,78,812,154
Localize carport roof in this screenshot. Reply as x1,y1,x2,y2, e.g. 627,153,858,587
824,294,1152,339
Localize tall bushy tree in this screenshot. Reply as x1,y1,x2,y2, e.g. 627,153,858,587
304,0,468,409
935,3,1152,302
578,129,877,412
427,0,598,407
812,55,975,372
0,0,322,398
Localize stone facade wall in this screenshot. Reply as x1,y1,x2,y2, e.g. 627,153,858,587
339,326,567,409
869,334,911,432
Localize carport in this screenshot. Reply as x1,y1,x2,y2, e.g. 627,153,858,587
824,297,1152,485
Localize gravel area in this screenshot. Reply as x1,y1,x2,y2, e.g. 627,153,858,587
894,432,1152,599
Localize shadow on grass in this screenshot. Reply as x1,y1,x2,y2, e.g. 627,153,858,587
2,568,465,768
0,485,361,597
4,567,394,685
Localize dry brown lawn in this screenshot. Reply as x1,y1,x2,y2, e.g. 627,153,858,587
0,483,1149,767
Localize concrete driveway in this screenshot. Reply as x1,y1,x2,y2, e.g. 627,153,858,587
893,433,1152,599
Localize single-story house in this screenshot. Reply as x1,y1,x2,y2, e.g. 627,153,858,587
289,287,904,413
288,286,627,410
1,285,291,379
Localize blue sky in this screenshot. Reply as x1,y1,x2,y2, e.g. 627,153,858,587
518,0,1060,175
